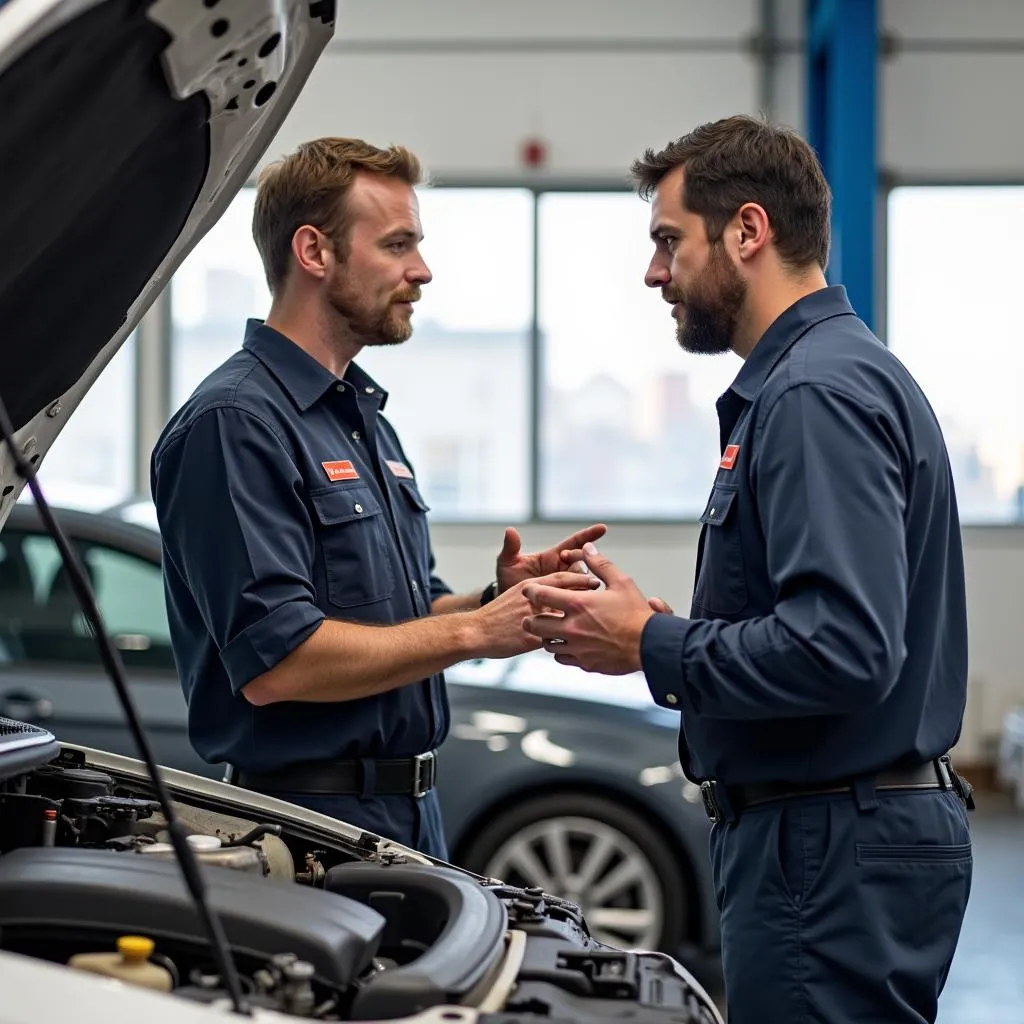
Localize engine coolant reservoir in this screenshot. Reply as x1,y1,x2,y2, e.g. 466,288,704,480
68,935,172,992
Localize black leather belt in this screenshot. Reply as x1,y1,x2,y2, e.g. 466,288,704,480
236,750,438,798
700,755,975,824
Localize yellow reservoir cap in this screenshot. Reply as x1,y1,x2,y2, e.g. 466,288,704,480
117,936,155,961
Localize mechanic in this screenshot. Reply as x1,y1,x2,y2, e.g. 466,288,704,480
520,115,973,1024
151,137,603,860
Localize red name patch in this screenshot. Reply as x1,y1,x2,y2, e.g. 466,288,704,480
386,460,413,479
321,460,359,482
720,444,740,470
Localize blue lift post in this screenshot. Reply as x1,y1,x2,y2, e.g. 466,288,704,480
805,0,878,331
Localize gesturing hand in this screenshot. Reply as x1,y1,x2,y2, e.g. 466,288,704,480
473,569,601,660
495,523,607,592
521,543,657,675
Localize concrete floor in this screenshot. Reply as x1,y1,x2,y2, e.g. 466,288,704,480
938,792,1024,1024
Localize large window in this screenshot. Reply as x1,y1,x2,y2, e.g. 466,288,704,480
357,188,533,521
888,187,1024,523
538,193,739,518
168,186,743,522
170,188,270,408
37,336,137,511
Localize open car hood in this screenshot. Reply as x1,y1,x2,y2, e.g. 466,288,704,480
0,0,335,526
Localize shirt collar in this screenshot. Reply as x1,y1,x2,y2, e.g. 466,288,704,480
242,320,389,412
728,285,855,401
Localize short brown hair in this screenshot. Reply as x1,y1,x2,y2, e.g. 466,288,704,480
253,137,424,293
630,115,831,271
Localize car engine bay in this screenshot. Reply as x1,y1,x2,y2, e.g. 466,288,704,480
0,720,722,1023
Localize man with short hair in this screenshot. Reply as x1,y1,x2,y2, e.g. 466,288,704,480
521,115,973,1023
152,137,603,859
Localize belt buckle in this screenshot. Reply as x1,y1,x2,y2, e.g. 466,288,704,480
700,780,723,823
412,751,436,798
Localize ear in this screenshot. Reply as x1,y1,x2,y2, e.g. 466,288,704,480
734,203,771,263
290,225,332,282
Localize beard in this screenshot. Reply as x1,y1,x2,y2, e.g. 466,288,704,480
327,277,421,346
664,242,747,355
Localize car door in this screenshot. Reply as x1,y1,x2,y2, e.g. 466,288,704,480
0,527,217,778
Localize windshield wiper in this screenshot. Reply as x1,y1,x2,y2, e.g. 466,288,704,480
0,395,250,1016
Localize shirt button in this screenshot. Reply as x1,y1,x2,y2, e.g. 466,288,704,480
352,430,361,441
411,581,419,592
353,503,364,514
364,386,375,395
709,507,716,516
336,384,345,392
665,693,679,705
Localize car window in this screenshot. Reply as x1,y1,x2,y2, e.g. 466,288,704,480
0,530,175,671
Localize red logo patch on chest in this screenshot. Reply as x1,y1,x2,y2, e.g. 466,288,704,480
321,460,359,482
720,444,740,470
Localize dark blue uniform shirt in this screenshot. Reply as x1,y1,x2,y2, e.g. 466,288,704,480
640,287,968,785
151,321,452,775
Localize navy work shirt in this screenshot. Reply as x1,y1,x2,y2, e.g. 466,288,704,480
640,287,968,786
151,321,452,774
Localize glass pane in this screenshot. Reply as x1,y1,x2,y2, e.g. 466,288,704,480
888,187,1024,523
171,187,271,407
0,531,173,669
36,335,137,511
538,193,741,519
356,187,533,520
82,543,175,671
82,545,170,644
0,534,51,665
0,533,94,665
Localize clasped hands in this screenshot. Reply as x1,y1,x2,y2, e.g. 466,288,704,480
495,525,673,676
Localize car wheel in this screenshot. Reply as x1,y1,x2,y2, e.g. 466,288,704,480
459,792,687,953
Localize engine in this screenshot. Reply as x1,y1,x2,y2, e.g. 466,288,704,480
0,752,298,876
0,750,377,1017
0,741,723,1023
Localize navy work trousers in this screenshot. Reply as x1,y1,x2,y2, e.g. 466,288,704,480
710,788,972,1023
256,788,449,861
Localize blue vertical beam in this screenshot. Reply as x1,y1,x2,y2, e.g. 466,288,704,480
806,0,878,330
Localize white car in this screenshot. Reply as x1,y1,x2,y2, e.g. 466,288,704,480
996,706,1024,810
0,2,721,1022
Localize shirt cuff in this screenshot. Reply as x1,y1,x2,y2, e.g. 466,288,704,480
220,601,326,696
640,612,691,710
429,574,453,603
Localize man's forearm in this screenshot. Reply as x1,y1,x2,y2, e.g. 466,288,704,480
243,612,480,706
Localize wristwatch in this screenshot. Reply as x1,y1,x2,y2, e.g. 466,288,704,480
480,580,499,606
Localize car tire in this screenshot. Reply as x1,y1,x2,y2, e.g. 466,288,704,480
458,791,688,954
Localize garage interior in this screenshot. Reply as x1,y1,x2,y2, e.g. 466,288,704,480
5,1,1024,1022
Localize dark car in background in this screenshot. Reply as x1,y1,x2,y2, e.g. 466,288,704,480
0,499,720,977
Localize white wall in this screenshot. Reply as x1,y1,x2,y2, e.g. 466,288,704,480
262,0,771,181
265,0,1024,761
882,0,1024,179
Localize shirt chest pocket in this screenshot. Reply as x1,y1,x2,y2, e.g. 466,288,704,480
693,483,748,617
396,478,431,560
309,485,395,608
